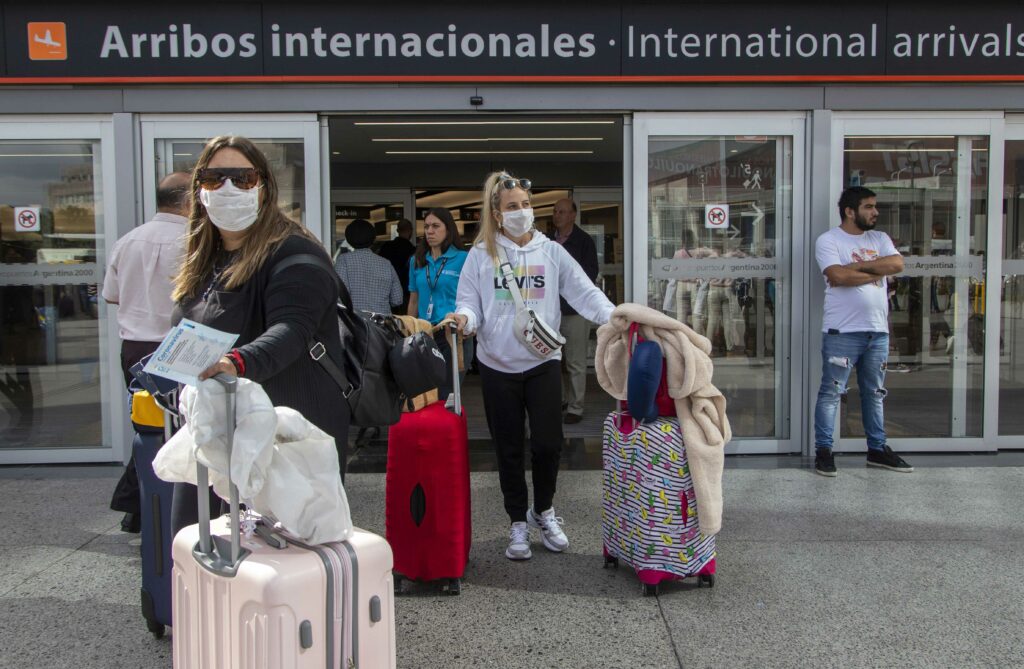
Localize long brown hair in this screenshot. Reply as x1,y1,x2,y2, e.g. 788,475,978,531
413,207,463,269
474,170,530,262
171,135,317,301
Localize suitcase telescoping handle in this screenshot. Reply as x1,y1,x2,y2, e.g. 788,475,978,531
449,322,461,417
194,373,250,577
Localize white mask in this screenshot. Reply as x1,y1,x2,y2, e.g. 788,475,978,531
501,208,534,237
199,179,261,232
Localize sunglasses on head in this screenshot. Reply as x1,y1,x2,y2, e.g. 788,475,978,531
196,167,262,191
498,177,531,192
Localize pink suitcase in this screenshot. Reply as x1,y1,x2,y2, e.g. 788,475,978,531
171,374,397,669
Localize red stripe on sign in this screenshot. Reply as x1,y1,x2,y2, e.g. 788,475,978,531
1,74,1024,85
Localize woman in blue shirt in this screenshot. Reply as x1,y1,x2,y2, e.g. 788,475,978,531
408,207,472,400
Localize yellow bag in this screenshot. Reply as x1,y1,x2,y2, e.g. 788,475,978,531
130,391,164,429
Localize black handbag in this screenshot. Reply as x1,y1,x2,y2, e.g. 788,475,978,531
270,254,404,427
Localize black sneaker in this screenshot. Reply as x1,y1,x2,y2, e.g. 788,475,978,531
814,448,837,477
866,445,914,473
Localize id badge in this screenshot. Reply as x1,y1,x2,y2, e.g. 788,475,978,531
426,300,434,320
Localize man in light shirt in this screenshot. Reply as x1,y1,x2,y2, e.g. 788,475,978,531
102,171,190,531
103,172,190,384
813,186,913,477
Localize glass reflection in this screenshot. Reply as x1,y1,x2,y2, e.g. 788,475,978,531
647,136,790,438
841,136,987,438
0,142,103,449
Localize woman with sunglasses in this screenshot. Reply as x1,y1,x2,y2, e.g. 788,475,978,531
447,172,615,561
168,135,348,534
407,207,471,401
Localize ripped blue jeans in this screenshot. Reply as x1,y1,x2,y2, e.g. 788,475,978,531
814,331,889,452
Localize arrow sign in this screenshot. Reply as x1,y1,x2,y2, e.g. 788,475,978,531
740,203,764,227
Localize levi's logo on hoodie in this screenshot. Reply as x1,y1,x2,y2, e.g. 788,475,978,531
493,265,546,301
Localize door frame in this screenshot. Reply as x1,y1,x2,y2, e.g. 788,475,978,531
139,113,321,235
0,116,121,464
828,111,1004,453
632,112,808,455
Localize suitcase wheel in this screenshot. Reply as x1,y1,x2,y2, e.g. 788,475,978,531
603,556,619,570
443,578,461,596
698,574,715,588
642,583,658,597
146,618,165,639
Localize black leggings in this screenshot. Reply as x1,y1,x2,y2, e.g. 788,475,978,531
478,359,563,523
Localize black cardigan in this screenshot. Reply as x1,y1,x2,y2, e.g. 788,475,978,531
174,234,349,443
559,225,600,316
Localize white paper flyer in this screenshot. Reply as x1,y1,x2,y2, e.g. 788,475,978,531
143,319,239,386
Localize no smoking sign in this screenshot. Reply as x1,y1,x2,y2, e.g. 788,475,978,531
14,206,41,233
704,203,730,230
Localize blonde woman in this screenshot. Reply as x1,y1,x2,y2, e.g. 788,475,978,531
447,172,614,561
169,135,347,533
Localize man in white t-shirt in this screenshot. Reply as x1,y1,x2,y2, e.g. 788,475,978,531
813,186,913,477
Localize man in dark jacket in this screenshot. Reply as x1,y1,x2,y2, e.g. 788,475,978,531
377,218,416,314
552,198,600,424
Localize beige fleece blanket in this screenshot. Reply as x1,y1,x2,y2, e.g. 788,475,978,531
595,303,731,535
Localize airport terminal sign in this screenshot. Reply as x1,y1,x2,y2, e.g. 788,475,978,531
2,3,1024,81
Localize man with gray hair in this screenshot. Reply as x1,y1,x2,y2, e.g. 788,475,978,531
103,171,190,531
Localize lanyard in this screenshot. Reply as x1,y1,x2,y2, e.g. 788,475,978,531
425,256,449,295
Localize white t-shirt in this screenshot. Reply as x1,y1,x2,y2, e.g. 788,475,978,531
815,227,899,333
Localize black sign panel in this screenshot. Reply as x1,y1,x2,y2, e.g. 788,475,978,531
1,2,1023,81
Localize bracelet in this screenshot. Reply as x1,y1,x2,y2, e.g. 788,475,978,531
226,349,246,377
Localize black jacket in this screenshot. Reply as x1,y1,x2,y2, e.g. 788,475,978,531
174,234,349,443
558,225,600,316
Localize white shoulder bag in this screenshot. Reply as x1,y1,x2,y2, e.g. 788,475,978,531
498,248,565,359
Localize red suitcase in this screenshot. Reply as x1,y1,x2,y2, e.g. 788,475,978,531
385,326,471,595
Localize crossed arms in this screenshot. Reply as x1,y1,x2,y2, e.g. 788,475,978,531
823,255,904,287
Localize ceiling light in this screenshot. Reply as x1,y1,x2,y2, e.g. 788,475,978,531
372,137,603,142
355,120,616,126
385,150,594,155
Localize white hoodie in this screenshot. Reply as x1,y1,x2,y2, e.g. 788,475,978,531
456,231,615,374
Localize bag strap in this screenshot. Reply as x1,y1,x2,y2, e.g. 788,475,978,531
497,247,529,313
269,252,354,398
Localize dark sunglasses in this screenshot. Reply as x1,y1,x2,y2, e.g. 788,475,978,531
196,167,262,191
498,177,531,191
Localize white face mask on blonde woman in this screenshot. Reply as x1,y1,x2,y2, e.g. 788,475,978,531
501,208,534,237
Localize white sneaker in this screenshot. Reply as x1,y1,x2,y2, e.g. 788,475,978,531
505,521,532,560
527,507,569,552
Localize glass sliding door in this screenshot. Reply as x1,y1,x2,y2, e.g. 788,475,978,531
634,114,806,454
830,114,1000,451
0,118,118,463
1000,121,1024,436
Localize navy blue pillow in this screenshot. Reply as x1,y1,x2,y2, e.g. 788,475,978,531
627,341,663,423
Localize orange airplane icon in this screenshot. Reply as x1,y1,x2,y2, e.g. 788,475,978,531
28,22,67,61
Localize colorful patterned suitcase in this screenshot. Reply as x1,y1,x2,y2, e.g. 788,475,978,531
602,411,716,595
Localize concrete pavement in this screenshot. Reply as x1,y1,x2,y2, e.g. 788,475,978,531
1,459,1023,668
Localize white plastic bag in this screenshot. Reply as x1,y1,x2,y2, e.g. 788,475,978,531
252,407,353,545
153,377,352,545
